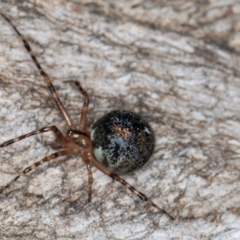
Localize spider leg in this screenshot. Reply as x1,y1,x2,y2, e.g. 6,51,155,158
64,81,89,130
110,173,174,219
85,160,93,202
87,152,174,219
0,126,69,149
0,149,76,194
0,13,75,129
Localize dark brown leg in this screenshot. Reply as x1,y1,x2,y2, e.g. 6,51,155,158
87,153,174,219
0,126,69,149
0,13,75,129
0,149,76,194
109,173,174,219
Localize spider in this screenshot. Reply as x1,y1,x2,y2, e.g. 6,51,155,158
0,13,173,219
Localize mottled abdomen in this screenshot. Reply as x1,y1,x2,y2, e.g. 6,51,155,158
91,110,154,174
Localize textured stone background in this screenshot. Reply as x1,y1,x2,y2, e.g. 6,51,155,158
1,0,240,239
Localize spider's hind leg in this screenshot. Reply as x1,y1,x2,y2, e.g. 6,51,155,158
87,152,174,219
109,173,174,219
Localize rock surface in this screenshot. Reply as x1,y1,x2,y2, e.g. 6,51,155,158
0,1,240,239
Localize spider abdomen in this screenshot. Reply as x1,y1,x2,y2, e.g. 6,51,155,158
91,110,154,174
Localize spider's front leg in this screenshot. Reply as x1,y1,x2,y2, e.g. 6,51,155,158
64,81,90,130
0,13,75,129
